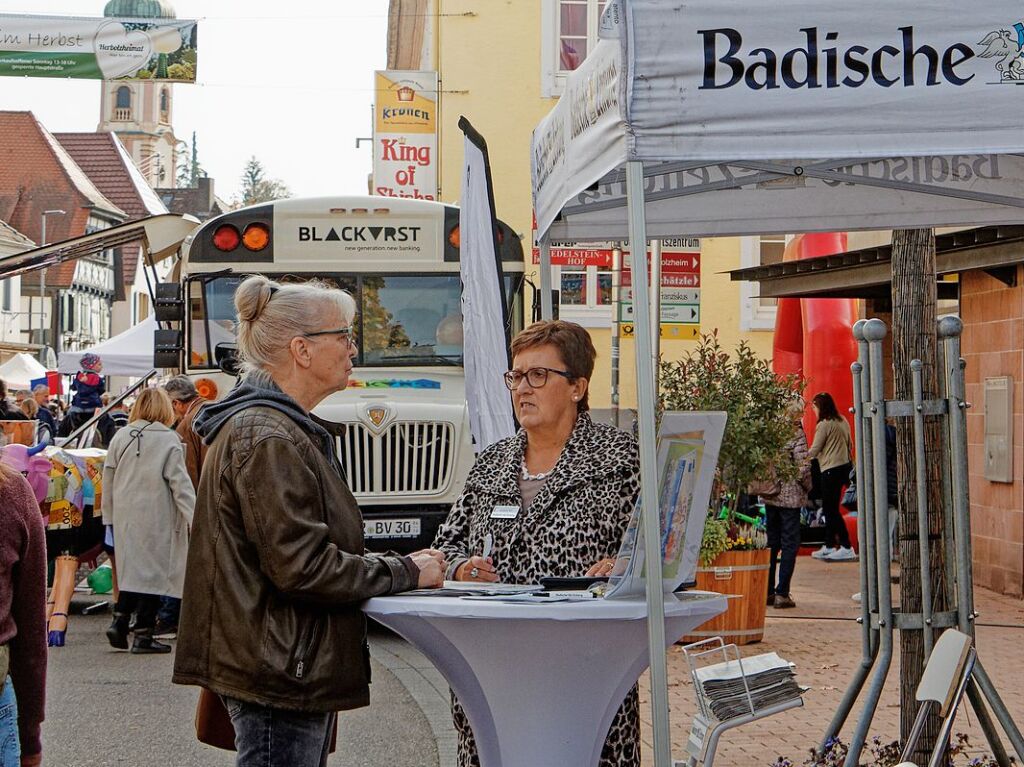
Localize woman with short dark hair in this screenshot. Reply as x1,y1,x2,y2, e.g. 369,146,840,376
434,319,643,767
808,391,855,561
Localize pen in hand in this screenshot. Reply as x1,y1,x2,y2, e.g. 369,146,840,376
482,533,493,560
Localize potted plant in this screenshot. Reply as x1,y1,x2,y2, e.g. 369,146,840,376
662,331,802,644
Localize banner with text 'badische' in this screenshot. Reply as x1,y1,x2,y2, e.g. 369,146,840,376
620,0,1024,161
0,14,197,82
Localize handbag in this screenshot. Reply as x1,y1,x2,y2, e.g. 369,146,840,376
195,688,339,753
841,467,858,511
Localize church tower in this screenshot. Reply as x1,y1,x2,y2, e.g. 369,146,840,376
97,0,180,188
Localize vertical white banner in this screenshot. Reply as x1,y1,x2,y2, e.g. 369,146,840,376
459,118,516,451
373,70,438,200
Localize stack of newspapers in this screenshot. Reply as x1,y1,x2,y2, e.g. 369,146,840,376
693,652,803,721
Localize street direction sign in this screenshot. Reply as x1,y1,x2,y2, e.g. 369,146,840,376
619,302,700,324
622,287,700,304
620,323,700,340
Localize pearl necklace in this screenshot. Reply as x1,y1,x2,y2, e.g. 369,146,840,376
521,461,550,481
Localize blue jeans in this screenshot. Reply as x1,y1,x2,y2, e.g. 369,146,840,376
222,696,335,767
0,677,19,767
157,596,181,626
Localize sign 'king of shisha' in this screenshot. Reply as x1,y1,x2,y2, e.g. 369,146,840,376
373,70,438,201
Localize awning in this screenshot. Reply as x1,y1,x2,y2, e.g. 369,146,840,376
0,214,199,281
728,225,1024,299
0,352,48,389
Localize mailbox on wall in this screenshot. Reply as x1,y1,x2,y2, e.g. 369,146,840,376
984,376,1014,483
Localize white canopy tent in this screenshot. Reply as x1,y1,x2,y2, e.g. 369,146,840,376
0,353,48,389
533,2,1024,764
58,315,158,377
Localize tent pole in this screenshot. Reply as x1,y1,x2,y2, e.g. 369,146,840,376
611,245,623,429
626,159,672,767
539,235,553,321
651,239,662,378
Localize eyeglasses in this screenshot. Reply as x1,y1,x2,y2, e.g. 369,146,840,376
304,326,358,348
503,367,575,390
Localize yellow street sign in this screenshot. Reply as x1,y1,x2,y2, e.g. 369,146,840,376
661,323,700,340
621,323,634,336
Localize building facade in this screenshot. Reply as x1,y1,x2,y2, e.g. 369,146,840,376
385,0,781,415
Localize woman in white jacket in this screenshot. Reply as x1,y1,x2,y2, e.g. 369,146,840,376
102,388,195,654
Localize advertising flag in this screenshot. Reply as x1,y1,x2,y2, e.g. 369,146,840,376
458,117,515,451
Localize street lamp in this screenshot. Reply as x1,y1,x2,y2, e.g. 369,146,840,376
39,209,66,348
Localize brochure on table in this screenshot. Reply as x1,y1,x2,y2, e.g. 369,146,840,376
605,411,726,599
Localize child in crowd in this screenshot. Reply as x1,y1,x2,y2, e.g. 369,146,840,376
70,354,105,414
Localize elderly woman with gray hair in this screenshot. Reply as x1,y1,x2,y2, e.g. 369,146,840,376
172,275,445,767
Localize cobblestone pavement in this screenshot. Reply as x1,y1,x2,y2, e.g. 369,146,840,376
638,557,1024,766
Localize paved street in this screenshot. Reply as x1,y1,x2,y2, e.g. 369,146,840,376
42,603,456,767
39,561,1024,767
639,557,1024,766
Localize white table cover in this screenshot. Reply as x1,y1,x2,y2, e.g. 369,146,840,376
364,592,727,767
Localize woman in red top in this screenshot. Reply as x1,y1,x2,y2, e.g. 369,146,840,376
0,457,48,767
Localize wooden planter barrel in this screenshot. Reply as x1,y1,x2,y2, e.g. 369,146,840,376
681,548,770,646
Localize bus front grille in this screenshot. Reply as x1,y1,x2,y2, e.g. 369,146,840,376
339,421,456,496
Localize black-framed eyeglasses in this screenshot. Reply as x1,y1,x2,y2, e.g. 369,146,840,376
503,367,575,390
304,326,357,348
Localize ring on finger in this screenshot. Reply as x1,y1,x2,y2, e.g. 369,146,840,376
470,566,480,579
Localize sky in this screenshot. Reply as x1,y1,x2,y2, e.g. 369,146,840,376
0,1,390,202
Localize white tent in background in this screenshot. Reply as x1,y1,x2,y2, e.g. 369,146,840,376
58,315,158,377
0,353,48,389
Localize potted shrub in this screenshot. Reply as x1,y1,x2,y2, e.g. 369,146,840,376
662,332,802,644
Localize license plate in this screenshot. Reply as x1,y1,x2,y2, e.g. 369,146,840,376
363,518,421,539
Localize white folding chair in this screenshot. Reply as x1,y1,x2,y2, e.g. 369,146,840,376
895,629,976,767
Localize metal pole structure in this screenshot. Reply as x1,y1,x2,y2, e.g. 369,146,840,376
650,239,661,374
909,360,935,658
844,318,894,767
820,321,879,755
611,245,622,429
625,159,672,767
539,235,553,321
940,316,1024,762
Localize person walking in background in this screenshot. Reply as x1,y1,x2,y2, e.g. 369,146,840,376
173,276,444,767
0,381,28,421
0,455,48,767
154,375,209,640
808,392,856,562
759,399,812,609
163,375,208,490
102,388,195,655
96,394,129,449
30,386,55,444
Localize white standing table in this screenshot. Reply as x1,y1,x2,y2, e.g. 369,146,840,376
363,592,727,767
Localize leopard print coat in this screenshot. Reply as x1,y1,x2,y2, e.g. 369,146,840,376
433,412,642,767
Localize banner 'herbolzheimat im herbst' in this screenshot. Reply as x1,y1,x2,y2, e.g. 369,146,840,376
0,13,197,82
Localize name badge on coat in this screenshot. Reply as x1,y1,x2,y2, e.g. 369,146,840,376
490,505,520,519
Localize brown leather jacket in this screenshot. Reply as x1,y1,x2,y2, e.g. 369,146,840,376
172,404,417,712
175,396,208,490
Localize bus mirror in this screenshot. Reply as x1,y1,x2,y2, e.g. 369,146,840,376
215,343,241,377
154,282,184,323
154,328,183,368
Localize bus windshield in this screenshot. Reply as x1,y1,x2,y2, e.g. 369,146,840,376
189,273,497,369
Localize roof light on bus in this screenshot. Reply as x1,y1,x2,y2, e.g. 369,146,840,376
373,208,390,214
242,223,271,251
212,224,241,251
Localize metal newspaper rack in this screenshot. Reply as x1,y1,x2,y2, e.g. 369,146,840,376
680,637,804,767
821,317,1024,767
